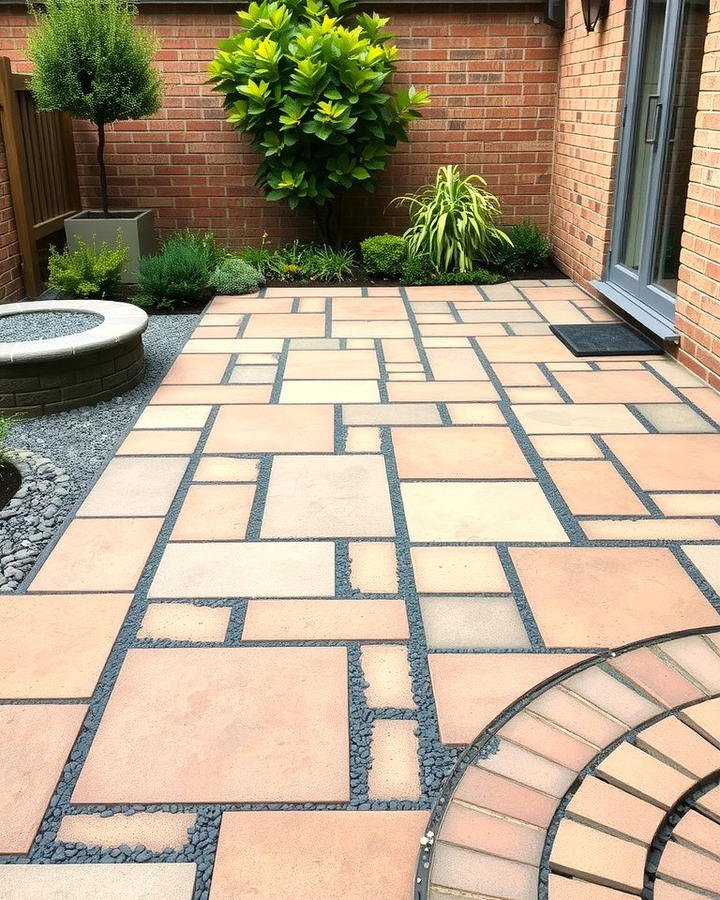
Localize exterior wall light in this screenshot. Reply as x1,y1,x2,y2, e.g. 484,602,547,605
582,0,610,31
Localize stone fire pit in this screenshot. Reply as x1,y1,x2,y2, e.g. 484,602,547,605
0,299,148,417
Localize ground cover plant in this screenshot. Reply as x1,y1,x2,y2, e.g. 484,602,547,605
47,234,128,299
28,0,162,216
211,257,265,294
208,0,429,244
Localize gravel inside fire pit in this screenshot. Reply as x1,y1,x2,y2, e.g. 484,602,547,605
0,312,103,342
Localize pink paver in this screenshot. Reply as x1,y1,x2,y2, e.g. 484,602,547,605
72,647,349,803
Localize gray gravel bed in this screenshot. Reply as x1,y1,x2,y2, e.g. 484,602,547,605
0,313,198,590
0,312,103,342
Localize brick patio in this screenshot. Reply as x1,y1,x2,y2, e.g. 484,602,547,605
2,279,720,898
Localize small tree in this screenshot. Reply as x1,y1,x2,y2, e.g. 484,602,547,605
209,0,429,245
27,0,162,216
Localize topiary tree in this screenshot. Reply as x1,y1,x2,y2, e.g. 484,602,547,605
27,0,163,216
209,0,429,245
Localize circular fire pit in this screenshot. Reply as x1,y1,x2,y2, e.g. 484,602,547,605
0,299,148,417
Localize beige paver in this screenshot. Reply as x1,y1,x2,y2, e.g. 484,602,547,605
361,644,414,708
0,594,131,698
280,378,380,403
547,875,637,898
349,541,398,593
261,455,395,538
513,403,646,434
284,349,380,379
477,335,576,362
605,433,720,490
431,843,538,898
72,647,349,803
138,603,231,642
426,347,489,380
453,766,558,827
634,402,714,432
0,864,197,898
545,460,648,515
342,402,441,424
205,404,334,453
193,456,259,482
163,353,230,383
387,381,498,402
554,370,678,403
149,541,335,598
595,742,694,807
209,810,427,899
682,544,720,593
117,429,201,455
244,312,325,337
392,425,533,479
57,811,196,851
440,800,545,863
333,297,407,319
229,363,276,383
0,704,87,852
446,402,506,424
565,775,665,843
530,434,604,458
420,595,530,649
511,547,717,646
242,599,409,640
410,545,510,593
171,483,255,540
551,818,646,893
401,481,568,542
77,457,188,517
428,652,588,744
368,719,420,799
29,518,163,593
151,384,271,405
345,425,382,452
134,404,211,429
653,493,720,515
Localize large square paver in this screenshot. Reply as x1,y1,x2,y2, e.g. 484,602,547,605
209,810,428,899
0,594,131,699
420,596,530,649
511,547,718,647
170,484,256,540
1,704,87,852
401,482,568,542
410,546,510,593
0,864,196,899
205,404,334,453
72,647,349,804
604,434,720,490
149,541,335,598
429,654,588,744
29,518,163,593
392,426,533,479
261,455,395,538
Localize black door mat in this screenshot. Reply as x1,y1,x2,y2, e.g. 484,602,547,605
550,323,663,357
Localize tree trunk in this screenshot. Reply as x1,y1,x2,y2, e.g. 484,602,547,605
313,198,343,248
97,121,109,216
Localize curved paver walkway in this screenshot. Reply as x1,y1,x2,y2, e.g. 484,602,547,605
419,627,720,899
1,279,720,898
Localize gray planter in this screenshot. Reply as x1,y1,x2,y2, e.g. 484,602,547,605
64,209,156,284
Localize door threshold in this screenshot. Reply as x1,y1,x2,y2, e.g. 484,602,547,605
591,280,679,343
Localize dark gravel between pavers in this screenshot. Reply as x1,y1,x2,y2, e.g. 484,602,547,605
0,313,199,591
0,312,103,342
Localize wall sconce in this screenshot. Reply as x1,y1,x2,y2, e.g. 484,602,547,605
582,0,609,31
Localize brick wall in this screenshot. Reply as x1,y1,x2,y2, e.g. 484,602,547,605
0,126,23,302
675,0,720,388
0,2,559,251
548,0,631,287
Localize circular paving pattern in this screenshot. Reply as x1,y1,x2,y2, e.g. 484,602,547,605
417,626,720,899
0,299,147,417
0,312,102,342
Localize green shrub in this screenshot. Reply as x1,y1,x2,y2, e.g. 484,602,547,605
211,257,264,294
394,165,511,273
135,239,211,310
432,268,502,286
48,234,128,298
165,230,226,269
28,0,162,216
401,253,435,285
360,234,408,278
302,246,356,282
208,0,429,243
493,219,551,275
237,245,274,274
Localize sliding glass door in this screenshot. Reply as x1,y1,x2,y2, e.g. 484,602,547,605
606,0,708,332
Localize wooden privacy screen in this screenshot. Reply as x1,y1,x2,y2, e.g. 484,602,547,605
0,56,80,297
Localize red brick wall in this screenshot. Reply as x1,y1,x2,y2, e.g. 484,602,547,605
675,0,720,388
0,128,23,302
549,0,631,286
0,2,559,250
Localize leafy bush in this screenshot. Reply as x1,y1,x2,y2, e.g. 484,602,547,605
302,245,355,282
135,238,211,309
208,0,429,243
211,257,264,294
48,234,128,298
237,240,274,273
28,0,162,215
166,230,226,270
401,253,434,285
360,234,408,278
432,268,502,286
493,219,551,275
394,165,511,273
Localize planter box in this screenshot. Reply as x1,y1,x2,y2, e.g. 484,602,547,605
64,209,156,284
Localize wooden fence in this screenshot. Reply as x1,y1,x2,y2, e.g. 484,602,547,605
0,56,80,297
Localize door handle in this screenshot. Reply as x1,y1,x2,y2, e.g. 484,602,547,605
644,94,662,145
